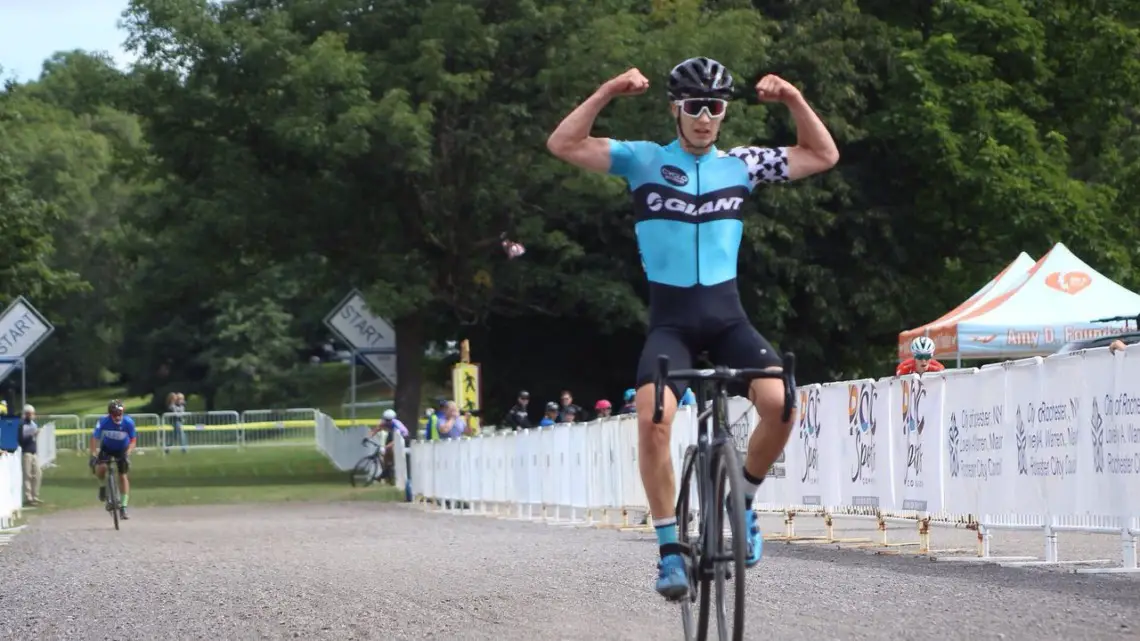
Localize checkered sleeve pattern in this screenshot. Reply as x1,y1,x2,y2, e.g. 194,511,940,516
725,146,790,188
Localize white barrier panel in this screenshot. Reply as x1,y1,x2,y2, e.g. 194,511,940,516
35,422,57,470
409,345,1140,571
314,412,375,471
892,375,943,513
0,451,20,528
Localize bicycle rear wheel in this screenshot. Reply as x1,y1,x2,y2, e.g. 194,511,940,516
702,441,747,641
350,456,379,487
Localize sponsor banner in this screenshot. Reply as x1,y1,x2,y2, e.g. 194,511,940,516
891,374,944,513
1083,348,1140,517
957,322,1129,357
942,365,1010,515
834,379,892,511
1012,354,1082,514
781,384,828,508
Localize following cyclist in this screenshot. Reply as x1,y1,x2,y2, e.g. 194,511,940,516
547,57,838,600
369,409,409,483
89,400,137,520
897,336,946,376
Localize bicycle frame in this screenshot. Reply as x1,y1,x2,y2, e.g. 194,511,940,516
690,383,730,573
102,458,124,500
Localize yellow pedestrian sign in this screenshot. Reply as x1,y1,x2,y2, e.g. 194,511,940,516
452,362,481,434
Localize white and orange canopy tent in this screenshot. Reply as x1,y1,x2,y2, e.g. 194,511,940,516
898,243,1140,362
898,252,1035,360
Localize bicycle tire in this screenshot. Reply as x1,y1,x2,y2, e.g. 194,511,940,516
675,444,700,640
350,456,379,487
108,470,120,531
704,440,747,641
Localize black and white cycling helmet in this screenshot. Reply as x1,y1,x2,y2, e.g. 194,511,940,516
667,57,735,101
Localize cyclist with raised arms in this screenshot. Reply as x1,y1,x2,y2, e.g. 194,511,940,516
546,58,838,600
90,399,137,520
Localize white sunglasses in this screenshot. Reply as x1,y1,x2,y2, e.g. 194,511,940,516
673,98,728,119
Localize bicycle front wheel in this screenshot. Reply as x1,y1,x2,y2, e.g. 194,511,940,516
350,456,379,487
108,472,120,531
703,441,747,641
675,445,700,640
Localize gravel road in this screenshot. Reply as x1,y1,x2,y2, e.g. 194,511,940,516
0,503,1138,640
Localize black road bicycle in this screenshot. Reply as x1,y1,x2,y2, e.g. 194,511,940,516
350,437,385,487
653,352,796,641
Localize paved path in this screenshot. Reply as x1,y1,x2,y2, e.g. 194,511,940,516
0,503,1137,640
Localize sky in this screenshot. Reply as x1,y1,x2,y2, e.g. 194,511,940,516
0,0,136,82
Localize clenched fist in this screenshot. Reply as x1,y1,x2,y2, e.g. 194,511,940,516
755,74,801,103
603,68,650,98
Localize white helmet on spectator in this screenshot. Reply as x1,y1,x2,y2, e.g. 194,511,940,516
382,409,397,421
910,336,936,358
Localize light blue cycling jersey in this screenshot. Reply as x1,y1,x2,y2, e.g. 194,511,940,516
93,415,137,454
608,139,789,288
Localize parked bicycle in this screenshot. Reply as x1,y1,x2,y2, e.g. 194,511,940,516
654,352,796,641
349,437,385,487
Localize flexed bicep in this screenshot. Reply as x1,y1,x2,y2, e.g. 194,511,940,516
548,136,616,173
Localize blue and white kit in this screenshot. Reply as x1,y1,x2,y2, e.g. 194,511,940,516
608,138,790,396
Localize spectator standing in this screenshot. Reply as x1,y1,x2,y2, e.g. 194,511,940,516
503,390,532,430
539,402,559,427
423,407,442,441
558,389,582,423
166,392,188,454
439,401,468,439
18,404,41,505
619,389,637,415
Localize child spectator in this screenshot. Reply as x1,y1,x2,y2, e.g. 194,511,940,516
594,399,612,419
619,389,636,414
539,402,558,427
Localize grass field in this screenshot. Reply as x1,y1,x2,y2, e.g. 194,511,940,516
28,362,449,419
31,446,403,515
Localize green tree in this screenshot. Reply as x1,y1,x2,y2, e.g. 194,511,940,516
0,54,153,392
0,152,81,303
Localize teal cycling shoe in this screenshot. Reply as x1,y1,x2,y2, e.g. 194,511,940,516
743,508,763,567
655,554,689,600
726,494,763,567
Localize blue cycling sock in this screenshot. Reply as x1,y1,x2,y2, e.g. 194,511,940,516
654,517,682,559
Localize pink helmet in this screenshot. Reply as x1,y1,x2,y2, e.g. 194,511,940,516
594,399,612,410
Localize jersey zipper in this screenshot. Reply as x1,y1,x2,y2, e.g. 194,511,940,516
694,156,701,286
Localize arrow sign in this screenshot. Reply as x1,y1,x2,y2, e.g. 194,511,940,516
0,296,54,383
323,289,398,385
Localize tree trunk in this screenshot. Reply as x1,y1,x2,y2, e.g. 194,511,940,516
394,310,425,437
